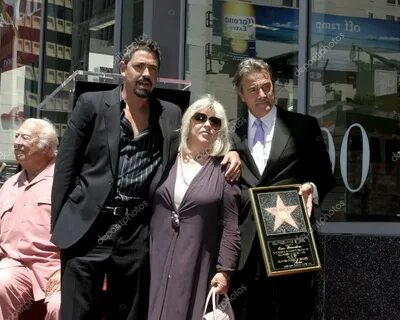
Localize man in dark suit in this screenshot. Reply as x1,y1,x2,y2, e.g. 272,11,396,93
50,39,182,320
229,58,334,320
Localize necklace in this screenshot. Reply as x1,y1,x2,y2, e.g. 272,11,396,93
178,152,190,186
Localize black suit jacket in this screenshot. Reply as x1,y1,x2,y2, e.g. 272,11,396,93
230,107,334,270
51,86,181,249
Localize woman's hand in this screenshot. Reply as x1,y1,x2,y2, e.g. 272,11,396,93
210,271,230,295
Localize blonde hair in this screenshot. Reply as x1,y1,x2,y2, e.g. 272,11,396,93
179,94,230,157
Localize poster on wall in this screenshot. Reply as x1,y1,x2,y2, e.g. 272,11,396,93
212,1,399,58
212,1,299,61
312,12,400,51
215,1,257,60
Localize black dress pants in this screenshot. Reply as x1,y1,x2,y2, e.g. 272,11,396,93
60,213,150,320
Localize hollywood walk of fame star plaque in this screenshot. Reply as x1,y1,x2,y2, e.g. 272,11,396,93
248,184,321,277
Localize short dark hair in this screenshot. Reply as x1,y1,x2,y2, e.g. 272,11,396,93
121,37,161,69
232,58,274,92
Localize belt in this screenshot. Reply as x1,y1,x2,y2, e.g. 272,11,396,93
100,206,136,216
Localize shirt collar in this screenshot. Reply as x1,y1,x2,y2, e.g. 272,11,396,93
119,86,157,128
248,105,277,130
14,160,55,187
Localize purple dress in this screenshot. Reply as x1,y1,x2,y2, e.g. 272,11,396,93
148,157,240,320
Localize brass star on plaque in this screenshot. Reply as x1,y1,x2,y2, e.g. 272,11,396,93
265,195,298,231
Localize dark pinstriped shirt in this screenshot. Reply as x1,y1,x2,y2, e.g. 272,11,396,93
105,99,162,207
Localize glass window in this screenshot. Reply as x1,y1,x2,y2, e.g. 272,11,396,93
282,0,294,7
120,1,144,51
386,14,395,20
310,1,400,219
0,0,42,170
38,0,116,139
187,0,300,120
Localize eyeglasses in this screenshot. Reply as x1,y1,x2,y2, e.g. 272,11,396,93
192,112,222,129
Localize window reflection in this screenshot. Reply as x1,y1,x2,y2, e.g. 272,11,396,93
310,1,400,219
188,0,300,120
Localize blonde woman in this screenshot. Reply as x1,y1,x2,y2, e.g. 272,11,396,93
148,95,240,320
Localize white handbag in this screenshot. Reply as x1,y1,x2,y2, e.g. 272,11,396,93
202,286,235,320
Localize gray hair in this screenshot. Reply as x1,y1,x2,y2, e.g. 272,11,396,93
121,37,161,69
232,58,274,92
21,118,58,157
180,95,230,157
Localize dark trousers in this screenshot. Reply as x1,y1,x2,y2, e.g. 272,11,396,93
231,240,315,320
60,213,150,320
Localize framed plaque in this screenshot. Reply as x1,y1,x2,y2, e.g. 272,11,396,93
249,184,321,277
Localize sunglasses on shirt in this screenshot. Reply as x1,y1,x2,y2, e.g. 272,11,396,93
192,112,222,129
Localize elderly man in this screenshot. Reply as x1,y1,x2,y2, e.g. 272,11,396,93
0,118,61,320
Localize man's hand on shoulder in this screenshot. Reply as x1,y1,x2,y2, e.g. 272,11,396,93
221,151,241,182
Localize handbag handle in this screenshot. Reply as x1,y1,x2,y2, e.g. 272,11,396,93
203,286,218,320
203,287,235,320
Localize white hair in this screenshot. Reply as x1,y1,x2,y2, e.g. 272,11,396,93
21,118,59,157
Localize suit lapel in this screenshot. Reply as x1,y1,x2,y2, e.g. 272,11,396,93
235,116,260,186
104,86,121,177
260,107,291,182
158,100,172,170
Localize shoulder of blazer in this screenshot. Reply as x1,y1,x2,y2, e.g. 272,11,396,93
74,85,120,114
229,116,248,143
155,97,182,119
103,85,121,108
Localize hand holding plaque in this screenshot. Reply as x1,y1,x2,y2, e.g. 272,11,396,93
249,184,321,277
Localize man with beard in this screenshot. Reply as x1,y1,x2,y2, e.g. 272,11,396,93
51,38,240,320
50,38,181,320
